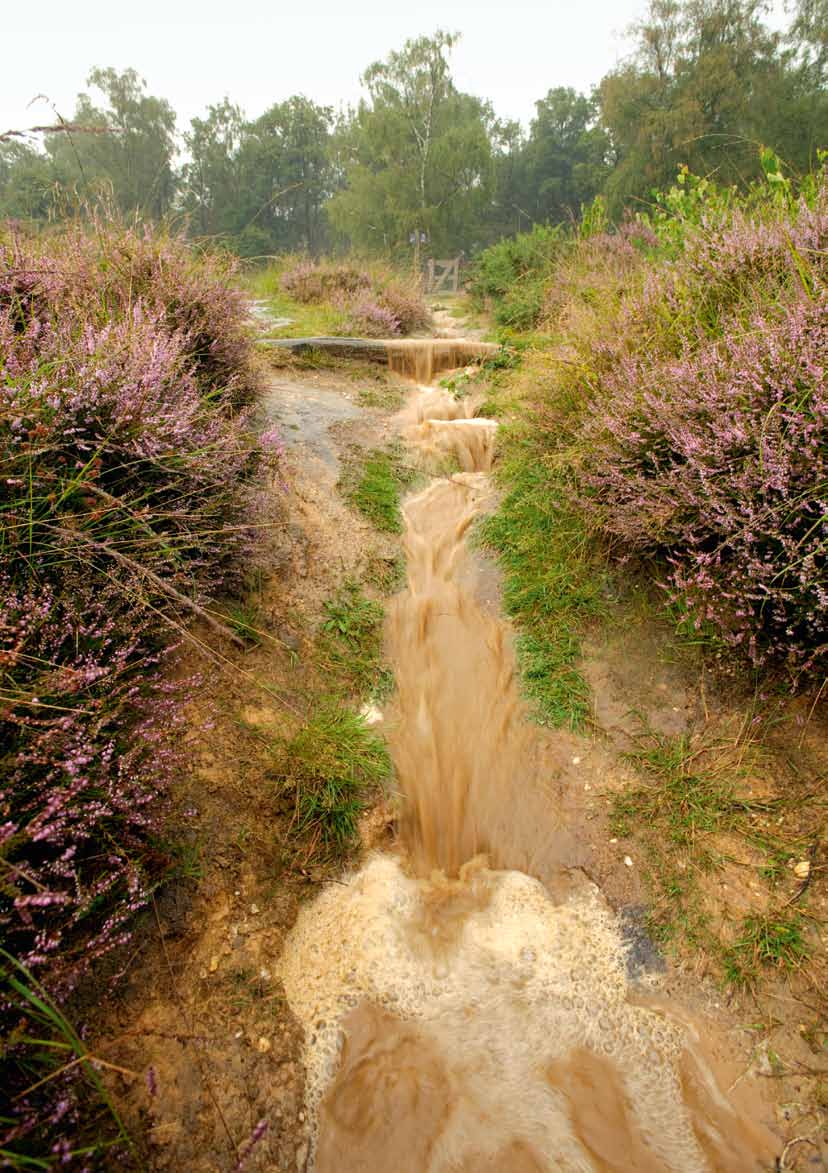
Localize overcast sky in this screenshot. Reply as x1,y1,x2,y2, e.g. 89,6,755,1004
3,0,790,141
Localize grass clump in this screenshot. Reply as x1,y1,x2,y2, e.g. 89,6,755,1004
341,444,417,533
274,706,391,851
477,443,604,729
318,582,393,701
609,725,816,985
721,912,810,987
612,732,750,858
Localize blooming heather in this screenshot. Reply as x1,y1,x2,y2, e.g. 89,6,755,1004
0,219,269,1157
575,187,828,669
279,257,429,335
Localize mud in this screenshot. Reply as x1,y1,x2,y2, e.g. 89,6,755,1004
276,362,781,1172
98,310,826,1171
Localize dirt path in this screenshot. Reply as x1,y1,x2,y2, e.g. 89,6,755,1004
97,304,826,1171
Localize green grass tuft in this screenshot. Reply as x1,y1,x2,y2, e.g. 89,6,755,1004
612,731,751,853
477,441,604,729
609,726,816,985
318,582,393,701
721,912,811,987
274,706,392,850
341,445,417,533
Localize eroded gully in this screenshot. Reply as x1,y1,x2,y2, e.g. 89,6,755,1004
276,343,779,1172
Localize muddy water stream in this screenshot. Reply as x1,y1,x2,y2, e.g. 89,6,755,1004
278,351,778,1171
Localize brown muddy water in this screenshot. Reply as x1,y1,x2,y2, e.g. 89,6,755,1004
278,352,779,1172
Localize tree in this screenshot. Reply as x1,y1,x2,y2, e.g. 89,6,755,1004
598,0,793,212
327,31,497,257
0,142,61,221
46,68,177,218
181,99,247,238
179,96,334,255
520,88,612,225
240,96,334,254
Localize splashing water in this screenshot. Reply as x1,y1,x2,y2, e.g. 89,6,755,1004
277,349,779,1172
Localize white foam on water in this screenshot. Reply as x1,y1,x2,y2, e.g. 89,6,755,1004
278,854,715,1172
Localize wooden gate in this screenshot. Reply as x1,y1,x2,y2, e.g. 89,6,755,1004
427,257,461,294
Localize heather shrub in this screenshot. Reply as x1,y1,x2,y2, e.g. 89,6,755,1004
280,259,371,303
0,220,272,1162
578,293,828,667
375,279,430,334
343,296,401,338
482,165,828,675
570,181,828,671
276,256,429,336
2,222,262,410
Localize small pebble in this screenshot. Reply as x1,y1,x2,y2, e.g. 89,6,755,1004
624,856,634,868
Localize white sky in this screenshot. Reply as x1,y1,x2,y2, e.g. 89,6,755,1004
2,0,790,141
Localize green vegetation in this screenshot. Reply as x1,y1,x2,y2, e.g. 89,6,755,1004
340,445,418,533
5,6,828,252
477,444,605,730
269,581,395,859
721,913,811,987
319,582,392,701
327,31,499,257
249,279,349,338
273,706,391,851
467,226,566,330
609,726,817,986
612,732,753,859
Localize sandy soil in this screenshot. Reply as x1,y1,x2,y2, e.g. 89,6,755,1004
93,301,827,1171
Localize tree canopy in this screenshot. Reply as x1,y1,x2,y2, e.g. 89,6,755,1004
2,9,828,253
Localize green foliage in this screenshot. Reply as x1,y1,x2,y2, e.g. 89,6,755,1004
477,441,604,729
182,96,334,253
341,445,418,533
598,0,828,215
274,706,392,849
319,583,392,700
3,5,828,252
468,225,567,328
518,88,612,226
47,67,178,218
327,31,498,256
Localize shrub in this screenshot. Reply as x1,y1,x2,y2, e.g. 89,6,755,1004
343,296,401,338
0,219,272,1161
468,224,567,328
375,279,430,334
575,190,828,670
280,259,371,303
277,257,429,337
